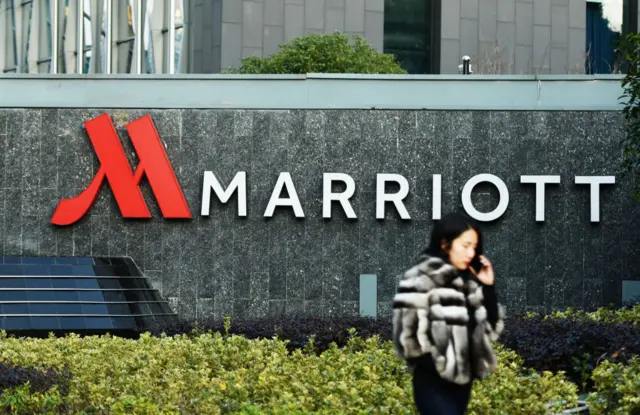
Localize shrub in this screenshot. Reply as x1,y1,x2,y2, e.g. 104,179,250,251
0,328,580,414
525,304,640,325
469,344,579,415
587,355,640,414
141,315,394,353
0,384,65,415
0,360,70,396
619,32,640,201
227,32,407,74
498,314,640,391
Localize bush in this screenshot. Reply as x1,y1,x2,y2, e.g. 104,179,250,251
619,32,640,201
587,355,640,414
0,328,581,414
227,32,407,74
525,304,640,325
498,314,640,391
141,315,394,353
0,384,65,415
469,344,579,415
0,361,69,395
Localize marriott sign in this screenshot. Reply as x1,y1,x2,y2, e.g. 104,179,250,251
50,113,616,226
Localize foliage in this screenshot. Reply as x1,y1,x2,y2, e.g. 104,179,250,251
0,360,69,395
468,344,579,415
499,313,640,391
619,32,640,201
524,303,640,326
227,32,407,75
587,355,640,414
0,328,581,414
140,315,394,353
0,384,64,415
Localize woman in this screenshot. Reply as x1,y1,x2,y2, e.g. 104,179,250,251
392,211,505,415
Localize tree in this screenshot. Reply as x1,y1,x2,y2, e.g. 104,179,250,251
227,32,407,75
619,33,640,201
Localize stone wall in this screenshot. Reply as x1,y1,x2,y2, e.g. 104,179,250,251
0,108,637,320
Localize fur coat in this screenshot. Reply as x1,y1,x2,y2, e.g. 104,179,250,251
392,254,505,385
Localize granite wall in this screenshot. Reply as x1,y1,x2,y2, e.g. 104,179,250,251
0,108,637,320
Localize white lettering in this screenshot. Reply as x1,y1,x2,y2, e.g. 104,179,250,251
376,174,410,219
575,176,616,222
201,171,247,216
264,172,305,218
323,173,357,219
520,175,561,221
461,174,509,221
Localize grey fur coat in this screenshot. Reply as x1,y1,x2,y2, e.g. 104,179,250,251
392,254,505,385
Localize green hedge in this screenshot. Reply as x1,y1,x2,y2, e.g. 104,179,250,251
523,304,640,325
1,305,639,414
0,328,580,414
587,355,640,414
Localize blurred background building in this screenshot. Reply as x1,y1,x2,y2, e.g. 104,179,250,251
1,0,637,76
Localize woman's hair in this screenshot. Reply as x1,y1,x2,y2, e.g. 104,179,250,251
421,211,484,261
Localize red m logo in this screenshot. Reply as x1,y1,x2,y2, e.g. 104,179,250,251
51,113,192,226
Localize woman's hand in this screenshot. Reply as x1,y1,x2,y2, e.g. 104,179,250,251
470,255,494,286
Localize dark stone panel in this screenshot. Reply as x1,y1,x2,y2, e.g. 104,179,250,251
5,112,24,190
602,222,623,305
267,216,288,300
286,223,307,301
584,278,604,310
90,214,110,256
4,188,22,255
0,215,4,253
143,219,164,271
268,300,286,317
0,108,636,319
413,220,432,258
398,111,418,188
22,110,42,193
125,221,145,270
232,219,252,300
161,223,183,299
109,219,128,257
321,219,343,309
195,223,218,299
250,272,269,306
22,216,40,255
53,225,73,256
39,217,57,256
72,216,92,256
302,219,323,301
505,277,526,314
182,110,216,190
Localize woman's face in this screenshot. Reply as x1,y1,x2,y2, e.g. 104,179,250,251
443,228,478,271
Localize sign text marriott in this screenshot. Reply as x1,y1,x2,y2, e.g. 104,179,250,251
50,114,616,226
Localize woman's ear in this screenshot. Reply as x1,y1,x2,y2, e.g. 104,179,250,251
440,239,448,252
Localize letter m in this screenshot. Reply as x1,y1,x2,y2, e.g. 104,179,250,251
51,113,192,226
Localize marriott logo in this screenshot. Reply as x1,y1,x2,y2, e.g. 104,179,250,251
51,113,616,226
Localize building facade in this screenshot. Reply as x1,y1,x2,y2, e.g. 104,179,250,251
0,75,638,322
1,0,637,75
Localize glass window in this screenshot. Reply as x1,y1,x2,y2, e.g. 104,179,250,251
383,0,440,74
586,0,636,74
